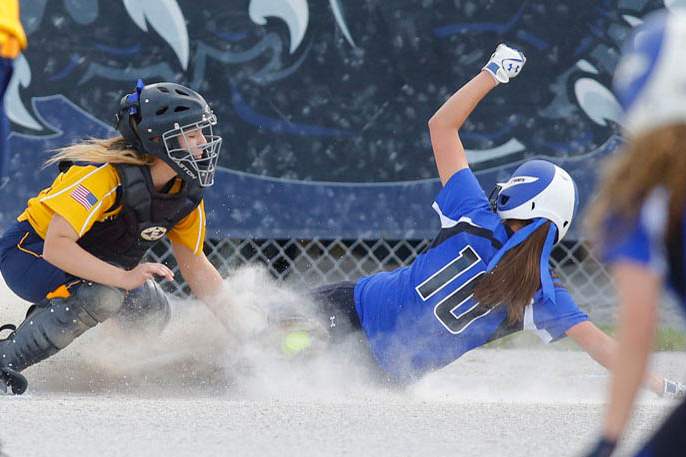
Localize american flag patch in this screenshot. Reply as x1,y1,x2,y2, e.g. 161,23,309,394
70,184,98,210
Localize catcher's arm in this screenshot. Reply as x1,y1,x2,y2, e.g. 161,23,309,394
172,240,268,340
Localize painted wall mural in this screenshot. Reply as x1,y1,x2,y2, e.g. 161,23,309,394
1,0,672,239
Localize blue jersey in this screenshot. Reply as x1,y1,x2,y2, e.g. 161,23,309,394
353,168,588,382
601,188,686,310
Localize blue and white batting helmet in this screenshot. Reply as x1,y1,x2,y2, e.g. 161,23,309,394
613,9,686,137
494,160,578,243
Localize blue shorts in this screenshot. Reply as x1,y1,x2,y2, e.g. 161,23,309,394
0,220,80,303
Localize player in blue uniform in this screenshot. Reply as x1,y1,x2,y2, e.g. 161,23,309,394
583,10,686,457
308,44,683,394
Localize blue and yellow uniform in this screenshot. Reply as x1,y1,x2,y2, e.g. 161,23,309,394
0,79,220,395
0,0,26,189
0,163,206,303
0,0,26,59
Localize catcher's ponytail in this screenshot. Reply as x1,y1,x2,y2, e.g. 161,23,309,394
44,136,153,167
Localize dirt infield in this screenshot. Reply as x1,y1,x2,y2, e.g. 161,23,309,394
0,348,681,457
0,275,683,457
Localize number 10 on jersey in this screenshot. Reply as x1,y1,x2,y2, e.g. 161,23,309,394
415,245,492,334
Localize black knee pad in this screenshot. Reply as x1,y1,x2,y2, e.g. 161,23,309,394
116,279,171,333
74,282,126,323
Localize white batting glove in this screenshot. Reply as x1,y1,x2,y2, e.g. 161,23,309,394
662,378,686,398
482,43,526,84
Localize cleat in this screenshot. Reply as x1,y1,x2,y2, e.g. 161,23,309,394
246,302,331,358
0,367,27,395
0,325,28,395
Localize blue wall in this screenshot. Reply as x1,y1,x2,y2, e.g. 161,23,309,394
2,0,667,239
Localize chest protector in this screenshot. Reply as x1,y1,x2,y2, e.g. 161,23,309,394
77,164,203,270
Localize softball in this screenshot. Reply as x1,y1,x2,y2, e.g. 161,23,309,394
281,331,312,356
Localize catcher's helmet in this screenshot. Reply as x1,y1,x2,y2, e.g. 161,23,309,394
115,79,222,187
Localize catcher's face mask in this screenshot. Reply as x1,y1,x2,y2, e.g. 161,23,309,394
162,113,222,187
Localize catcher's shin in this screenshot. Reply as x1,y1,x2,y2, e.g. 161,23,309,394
0,282,125,394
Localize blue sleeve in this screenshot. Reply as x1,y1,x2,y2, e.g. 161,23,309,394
529,287,589,342
600,192,667,276
433,168,491,222
601,218,652,266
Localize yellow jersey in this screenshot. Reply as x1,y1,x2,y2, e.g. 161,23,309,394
0,0,26,58
17,163,207,256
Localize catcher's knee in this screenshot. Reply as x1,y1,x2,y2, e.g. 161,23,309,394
117,279,171,332
73,282,126,323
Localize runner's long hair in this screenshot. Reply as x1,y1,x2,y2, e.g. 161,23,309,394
473,220,551,324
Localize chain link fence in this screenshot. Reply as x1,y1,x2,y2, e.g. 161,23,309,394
145,237,614,311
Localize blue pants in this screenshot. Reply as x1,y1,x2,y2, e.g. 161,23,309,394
310,281,361,343
0,220,80,303
0,58,13,190
310,281,400,384
633,398,686,456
